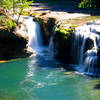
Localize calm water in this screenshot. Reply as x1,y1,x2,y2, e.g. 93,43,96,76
0,54,100,100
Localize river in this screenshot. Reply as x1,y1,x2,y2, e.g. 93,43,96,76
0,54,100,100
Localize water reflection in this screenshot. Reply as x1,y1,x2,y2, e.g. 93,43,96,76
0,56,100,100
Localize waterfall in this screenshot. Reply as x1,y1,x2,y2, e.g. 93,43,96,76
48,20,100,76
72,20,100,76
23,16,43,53
22,16,100,76
72,25,88,64
48,36,54,57
83,49,98,76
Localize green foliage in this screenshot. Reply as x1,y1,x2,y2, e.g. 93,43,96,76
0,0,32,18
20,11,30,16
18,0,32,10
0,0,12,10
0,15,17,30
78,0,96,8
0,0,32,32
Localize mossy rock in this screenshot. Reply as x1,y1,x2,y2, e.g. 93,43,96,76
55,24,77,40
53,24,77,64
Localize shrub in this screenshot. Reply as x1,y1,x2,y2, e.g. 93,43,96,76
0,15,16,30
78,0,96,8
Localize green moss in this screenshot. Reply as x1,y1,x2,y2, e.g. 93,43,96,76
60,29,67,34
0,15,17,30
55,24,77,39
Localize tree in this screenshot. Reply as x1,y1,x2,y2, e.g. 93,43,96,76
17,0,32,22
0,0,12,10
0,0,32,22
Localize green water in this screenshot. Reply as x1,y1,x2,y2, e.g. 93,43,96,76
0,55,100,100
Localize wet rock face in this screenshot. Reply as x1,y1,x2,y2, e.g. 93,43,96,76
0,29,33,60
44,17,56,45
53,30,73,64
97,46,100,68
52,24,77,64
84,38,94,53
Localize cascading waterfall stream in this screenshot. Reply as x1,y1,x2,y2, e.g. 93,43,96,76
72,25,88,65
48,36,54,57
72,20,100,76
83,49,98,75
23,16,43,53
48,20,100,76
22,16,100,76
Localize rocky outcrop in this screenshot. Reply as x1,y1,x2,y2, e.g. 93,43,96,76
0,11,34,60
0,28,33,60
53,24,77,64
53,31,72,64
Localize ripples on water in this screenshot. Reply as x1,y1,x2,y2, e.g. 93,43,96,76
0,52,100,100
